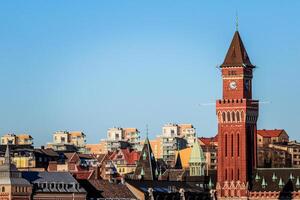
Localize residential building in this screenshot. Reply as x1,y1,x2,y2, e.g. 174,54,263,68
86,141,107,154
162,123,196,147
0,143,86,200
257,129,289,147
178,124,197,147
161,136,187,166
105,140,131,152
109,148,140,175
257,146,292,168
47,131,86,153
1,133,33,145
0,144,35,169
106,127,141,151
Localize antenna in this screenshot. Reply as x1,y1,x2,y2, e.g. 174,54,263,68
236,11,239,31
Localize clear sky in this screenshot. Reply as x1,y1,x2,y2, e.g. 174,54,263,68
0,1,299,146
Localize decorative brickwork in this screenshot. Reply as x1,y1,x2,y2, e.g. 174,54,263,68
216,31,259,198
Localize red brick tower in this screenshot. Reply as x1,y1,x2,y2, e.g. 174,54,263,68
216,31,259,199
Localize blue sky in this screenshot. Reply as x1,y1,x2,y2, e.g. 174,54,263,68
0,1,299,146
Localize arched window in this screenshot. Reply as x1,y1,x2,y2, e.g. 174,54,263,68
231,169,234,181
231,134,234,157
225,134,228,157
225,169,228,180
237,169,240,180
236,111,240,122
1,186,4,192
222,112,226,122
232,112,235,122
241,111,245,122
227,112,231,122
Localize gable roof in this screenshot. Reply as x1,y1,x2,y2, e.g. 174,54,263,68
221,31,253,67
257,129,286,138
111,149,140,165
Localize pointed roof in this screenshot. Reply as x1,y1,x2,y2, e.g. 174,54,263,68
174,151,183,169
221,31,253,67
0,143,31,185
134,137,157,180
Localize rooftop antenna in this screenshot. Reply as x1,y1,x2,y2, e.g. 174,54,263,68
236,11,239,31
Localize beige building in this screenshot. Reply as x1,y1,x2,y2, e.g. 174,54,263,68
257,129,289,147
178,124,196,147
106,127,140,150
1,133,33,145
48,131,86,152
86,141,107,154
162,123,196,147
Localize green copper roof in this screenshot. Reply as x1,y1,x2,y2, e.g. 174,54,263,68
261,177,267,188
140,167,145,176
272,173,277,182
189,140,205,164
296,177,300,188
278,177,284,188
255,173,261,182
208,178,214,189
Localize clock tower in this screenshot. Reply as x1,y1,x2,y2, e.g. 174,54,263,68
216,31,259,199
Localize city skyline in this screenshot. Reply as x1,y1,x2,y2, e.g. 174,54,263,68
0,1,299,146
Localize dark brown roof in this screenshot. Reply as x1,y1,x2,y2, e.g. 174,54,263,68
252,168,300,192
88,179,136,198
222,31,253,67
160,169,185,181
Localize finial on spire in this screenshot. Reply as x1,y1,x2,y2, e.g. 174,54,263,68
235,11,239,31
146,124,149,138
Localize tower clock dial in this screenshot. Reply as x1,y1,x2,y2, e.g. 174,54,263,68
229,81,237,89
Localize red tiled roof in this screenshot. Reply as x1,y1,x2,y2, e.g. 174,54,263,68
257,129,285,138
110,149,140,165
198,135,218,146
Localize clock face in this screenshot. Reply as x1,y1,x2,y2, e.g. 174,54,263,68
229,81,237,89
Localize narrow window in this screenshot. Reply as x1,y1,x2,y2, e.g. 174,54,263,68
237,134,240,157
232,112,235,122
225,134,228,157
237,111,240,122
241,111,244,122
227,112,231,122
222,112,226,122
225,169,228,180
237,169,240,180
231,169,234,180
1,187,4,192
231,134,234,157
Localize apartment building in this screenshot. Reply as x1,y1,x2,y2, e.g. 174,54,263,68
1,133,33,145
257,129,289,147
162,123,196,146
48,131,86,153
106,127,140,151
